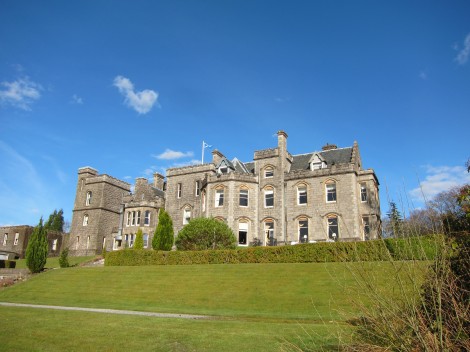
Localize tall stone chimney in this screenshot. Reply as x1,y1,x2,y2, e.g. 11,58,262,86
277,130,288,156
212,149,225,165
153,172,165,190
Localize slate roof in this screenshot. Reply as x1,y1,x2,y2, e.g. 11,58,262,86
290,147,353,171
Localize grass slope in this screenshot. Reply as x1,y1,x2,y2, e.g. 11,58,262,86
0,262,427,351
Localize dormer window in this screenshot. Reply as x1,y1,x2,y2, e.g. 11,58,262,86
309,154,326,171
219,166,228,174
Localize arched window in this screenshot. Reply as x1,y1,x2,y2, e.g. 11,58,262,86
86,191,92,206
264,166,274,178
325,181,337,203
297,185,307,205
298,218,309,243
327,215,339,241
83,214,89,226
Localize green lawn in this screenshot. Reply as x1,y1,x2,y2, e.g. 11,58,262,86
13,255,95,269
0,261,427,351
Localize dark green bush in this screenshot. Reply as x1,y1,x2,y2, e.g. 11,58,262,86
106,237,439,267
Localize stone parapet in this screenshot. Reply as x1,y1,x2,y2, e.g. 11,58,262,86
86,174,130,191
167,163,214,176
254,148,278,160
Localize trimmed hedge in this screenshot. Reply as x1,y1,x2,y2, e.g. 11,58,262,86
106,236,441,267
0,260,17,268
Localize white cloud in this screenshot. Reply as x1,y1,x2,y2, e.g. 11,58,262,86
153,149,194,160
71,94,83,104
170,159,201,168
113,75,158,114
419,71,427,80
454,33,470,65
410,165,470,202
0,77,42,110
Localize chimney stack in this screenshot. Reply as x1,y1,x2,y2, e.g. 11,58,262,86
153,173,165,190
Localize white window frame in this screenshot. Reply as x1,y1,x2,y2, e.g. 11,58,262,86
177,183,182,198
86,191,92,206
202,192,206,212
264,189,274,208
183,208,191,225
195,181,200,196
129,234,135,248
239,189,248,207
127,212,131,226
14,233,19,246
3,233,7,246
264,221,274,243
264,167,274,178
326,183,337,203
52,239,58,251
362,216,370,239
143,233,149,248
131,211,136,226
297,185,307,205
144,210,150,226
136,211,141,226
83,214,89,226
328,216,339,241
215,189,224,207
298,219,309,243
360,183,367,202
238,222,248,246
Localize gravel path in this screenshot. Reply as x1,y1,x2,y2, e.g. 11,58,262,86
0,302,211,320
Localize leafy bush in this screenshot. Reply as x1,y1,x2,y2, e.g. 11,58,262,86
175,217,237,251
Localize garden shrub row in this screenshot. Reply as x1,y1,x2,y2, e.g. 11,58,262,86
106,236,441,267
0,260,17,268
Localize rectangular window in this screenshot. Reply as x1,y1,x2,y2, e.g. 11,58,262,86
202,192,206,212
126,212,131,226
3,233,7,246
239,189,248,207
183,208,191,225
86,191,92,206
238,222,248,245
360,183,367,202
14,233,19,246
83,215,89,226
131,211,136,226
299,220,309,243
265,190,274,207
144,211,150,226
86,236,90,250
136,211,141,226
297,186,307,205
195,181,200,196
265,168,274,178
129,234,135,248
328,217,339,241
143,233,149,248
264,222,274,245
215,189,224,207
177,183,182,198
362,216,370,239
52,239,58,251
326,183,337,202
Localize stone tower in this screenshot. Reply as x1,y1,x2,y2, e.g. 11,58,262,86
69,167,131,256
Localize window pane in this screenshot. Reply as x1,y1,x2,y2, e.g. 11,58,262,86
361,184,367,202
298,187,307,204
265,191,274,207
239,189,248,206
299,220,308,243
328,217,339,241
327,184,336,202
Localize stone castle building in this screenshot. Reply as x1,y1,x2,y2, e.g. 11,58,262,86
69,131,381,255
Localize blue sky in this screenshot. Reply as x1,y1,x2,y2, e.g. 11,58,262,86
1,0,469,227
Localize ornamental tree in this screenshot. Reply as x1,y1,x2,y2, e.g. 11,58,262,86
134,228,144,250
153,209,174,251
175,217,236,251
25,218,49,273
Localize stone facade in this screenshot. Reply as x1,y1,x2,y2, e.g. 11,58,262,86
165,131,381,246
70,131,381,254
69,167,165,255
0,225,64,259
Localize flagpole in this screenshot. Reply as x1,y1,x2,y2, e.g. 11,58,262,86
202,141,205,164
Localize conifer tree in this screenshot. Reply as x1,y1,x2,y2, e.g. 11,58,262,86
44,209,64,232
153,209,174,251
387,201,403,237
134,228,144,250
25,218,49,273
